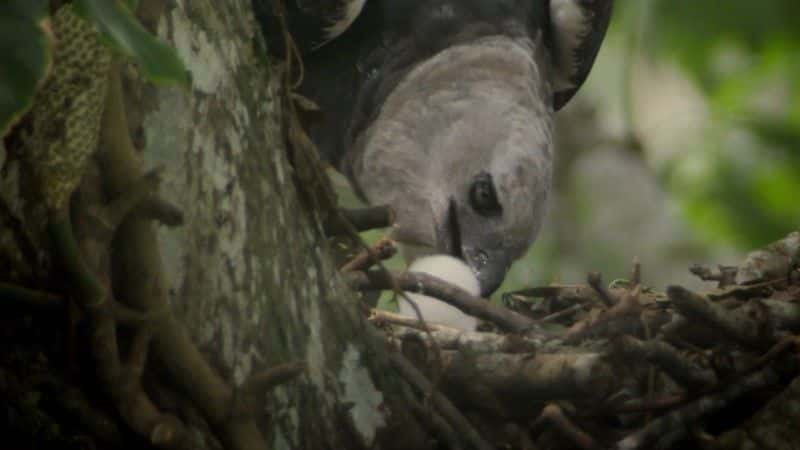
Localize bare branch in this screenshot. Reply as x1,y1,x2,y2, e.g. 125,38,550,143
348,269,536,332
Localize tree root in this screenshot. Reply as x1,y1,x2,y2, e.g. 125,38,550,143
98,62,273,450
48,207,188,449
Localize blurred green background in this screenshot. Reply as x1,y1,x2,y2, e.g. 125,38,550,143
334,0,800,302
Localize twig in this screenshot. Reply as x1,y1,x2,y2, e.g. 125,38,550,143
689,264,737,288
616,366,781,450
613,335,716,391
532,403,602,450
443,350,615,404
503,284,604,306
760,298,800,332
587,272,616,307
369,308,453,332
629,257,641,287
340,237,397,272
535,303,585,324
388,352,494,450
389,324,541,354
400,383,465,450
348,270,535,332
564,286,643,344
667,285,776,351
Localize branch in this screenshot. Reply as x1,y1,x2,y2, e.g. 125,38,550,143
387,320,541,354
532,403,602,450
667,285,777,351
616,366,781,450
340,237,397,272
564,286,644,344
388,352,494,450
442,351,616,405
401,383,465,450
612,335,716,391
348,270,536,332
587,271,616,306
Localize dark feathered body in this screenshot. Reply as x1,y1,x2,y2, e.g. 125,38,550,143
264,1,549,164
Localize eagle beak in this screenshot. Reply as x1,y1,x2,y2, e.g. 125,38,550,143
463,246,511,297
439,199,510,297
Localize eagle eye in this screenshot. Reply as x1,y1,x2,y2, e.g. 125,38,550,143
469,172,502,216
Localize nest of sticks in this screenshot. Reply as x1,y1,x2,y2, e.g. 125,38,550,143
339,218,800,450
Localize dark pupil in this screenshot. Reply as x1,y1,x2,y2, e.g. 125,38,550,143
476,183,492,203
470,173,501,216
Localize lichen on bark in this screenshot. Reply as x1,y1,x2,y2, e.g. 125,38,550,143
123,1,404,448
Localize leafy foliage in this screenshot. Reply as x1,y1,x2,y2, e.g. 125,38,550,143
0,0,52,137
74,0,189,86
618,0,800,248
1,0,188,140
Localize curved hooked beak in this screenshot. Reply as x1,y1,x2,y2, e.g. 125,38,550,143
438,199,511,297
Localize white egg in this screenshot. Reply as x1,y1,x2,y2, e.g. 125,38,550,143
398,254,480,331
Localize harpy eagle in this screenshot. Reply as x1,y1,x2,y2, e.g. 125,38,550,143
253,0,613,295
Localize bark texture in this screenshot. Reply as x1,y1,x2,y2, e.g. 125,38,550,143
130,2,399,448
2,1,406,449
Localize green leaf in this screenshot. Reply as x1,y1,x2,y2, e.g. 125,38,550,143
0,0,52,137
73,0,189,86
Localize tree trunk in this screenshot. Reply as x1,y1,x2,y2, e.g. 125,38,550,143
1,1,414,449
4,2,800,450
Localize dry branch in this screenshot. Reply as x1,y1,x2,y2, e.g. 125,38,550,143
348,269,536,332
667,285,777,351
441,350,616,406
389,322,541,354
532,403,602,450
616,366,782,450
340,237,397,272
389,352,494,450
612,335,716,391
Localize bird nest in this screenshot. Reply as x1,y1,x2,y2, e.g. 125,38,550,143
339,223,800,450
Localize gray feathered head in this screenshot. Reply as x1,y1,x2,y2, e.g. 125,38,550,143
351,36,554,295
254,0,613,295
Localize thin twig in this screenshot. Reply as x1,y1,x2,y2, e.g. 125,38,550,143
389,352,494,450
340,237,397,272
348,270,535,332
587,272,616,307
616,366,781,450
533,403,602,450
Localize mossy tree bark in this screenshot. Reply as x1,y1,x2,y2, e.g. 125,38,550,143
1,1,416,449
